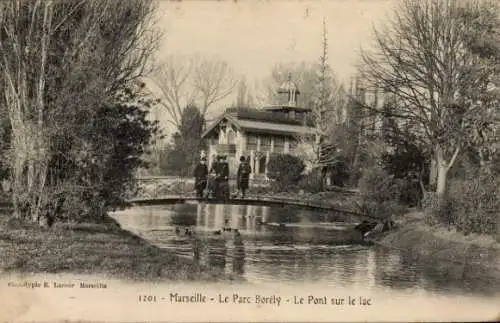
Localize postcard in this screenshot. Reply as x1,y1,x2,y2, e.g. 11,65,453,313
0,0,499,322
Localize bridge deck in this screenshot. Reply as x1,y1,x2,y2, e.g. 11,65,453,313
126,195,365,217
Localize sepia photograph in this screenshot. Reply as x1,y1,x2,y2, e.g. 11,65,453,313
0,0,499,322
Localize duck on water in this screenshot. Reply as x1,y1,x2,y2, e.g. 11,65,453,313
172,211,395,245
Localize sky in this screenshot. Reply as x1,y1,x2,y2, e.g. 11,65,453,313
152,0,397,132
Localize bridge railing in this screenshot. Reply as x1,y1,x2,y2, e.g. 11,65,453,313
132,176,272,200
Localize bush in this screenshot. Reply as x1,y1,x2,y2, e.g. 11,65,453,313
324,156,350,187
359,166,402,204
297,171,324,194
358,166,405,219
397,174,424,207
442,175,500,236
267,154,305,184
358,200,406,221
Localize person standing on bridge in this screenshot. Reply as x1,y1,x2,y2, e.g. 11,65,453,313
193,157,208,198
214,155,230,200
237,156,251,198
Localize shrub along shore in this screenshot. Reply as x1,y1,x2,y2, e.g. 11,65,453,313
374,210,500,284
0,207,233,282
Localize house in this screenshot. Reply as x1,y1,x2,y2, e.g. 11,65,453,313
201,75,317,179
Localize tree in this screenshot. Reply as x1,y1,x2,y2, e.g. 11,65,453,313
160,105,205,177
57,83,160,221
0,112,11,182
269,22,346,171
151,54,237,127
338,79,373,185
0,0,160,224
234,76,254,107
149,55,198,127
458,0,500,173
313,17,346,167
267,153,306,190
194,56,237,117
359,0,500,205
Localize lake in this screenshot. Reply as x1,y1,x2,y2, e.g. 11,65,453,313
111,203,499,297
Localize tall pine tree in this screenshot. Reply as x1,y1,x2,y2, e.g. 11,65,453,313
161,105,206,176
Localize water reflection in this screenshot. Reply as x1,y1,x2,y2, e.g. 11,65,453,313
112,203,499,296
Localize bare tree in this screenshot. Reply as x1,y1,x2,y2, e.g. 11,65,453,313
150,54,236,127
149,55,198,127
234,75,254,107
359,0,500,203
194,56,237,117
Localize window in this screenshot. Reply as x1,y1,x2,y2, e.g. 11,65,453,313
226,129,236,144
258,156,266,174
247,134,258,151
261,136,271,151
274,136,285,153
289,140,298,153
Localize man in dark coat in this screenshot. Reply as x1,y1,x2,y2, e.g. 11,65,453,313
205,156,219,199
214,155,229,200
237,156,251,198
193,157,208,198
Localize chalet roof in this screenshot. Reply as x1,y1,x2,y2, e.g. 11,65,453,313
201,111,316,139
237,119,316,136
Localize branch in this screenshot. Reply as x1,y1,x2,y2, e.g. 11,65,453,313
447,146,461,171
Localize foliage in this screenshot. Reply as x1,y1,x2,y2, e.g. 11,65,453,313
160,105,206,177
334,88,377,187
359,166,402,203
0,116,11,181
322,155,350,187
267,154,305,191
0,0,160,224
380,104,431,206
358,166,405,219
297,168,324,194
357,199,405,221
435,175,500,236
49,85,160,223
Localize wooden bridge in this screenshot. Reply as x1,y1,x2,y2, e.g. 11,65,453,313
127,195,362,215
129,176,367,218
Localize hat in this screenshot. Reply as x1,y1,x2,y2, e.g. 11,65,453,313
240,156,245,162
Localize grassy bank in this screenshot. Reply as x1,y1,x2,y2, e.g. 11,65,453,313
374,210,500,282
0,208,230,282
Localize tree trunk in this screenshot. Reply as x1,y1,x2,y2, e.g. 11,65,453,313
429,158,437,187
435,146,460,210
436,161,449,207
